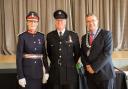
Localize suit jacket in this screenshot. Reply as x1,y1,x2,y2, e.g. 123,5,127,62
81,29,116,81
16,31,49,79
47,29,80,84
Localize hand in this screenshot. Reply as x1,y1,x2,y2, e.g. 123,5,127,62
18,78,26,87
42,73,49,83
86,65,95,74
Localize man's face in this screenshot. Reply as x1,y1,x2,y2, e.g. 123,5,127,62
86,15,98,32
55,19,66,31
27,19,38,30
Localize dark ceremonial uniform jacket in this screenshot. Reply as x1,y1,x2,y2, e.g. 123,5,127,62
16,31,49,79
47,29,80,84
81,29,116,81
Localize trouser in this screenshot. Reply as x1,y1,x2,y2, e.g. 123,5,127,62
87,78,114,89
24,78,42,89
48,83,78,89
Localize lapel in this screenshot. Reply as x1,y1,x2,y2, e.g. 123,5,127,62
88,29,102,57
91,29,102,48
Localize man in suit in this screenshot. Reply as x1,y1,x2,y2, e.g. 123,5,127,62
47,10,80,89
81,13,116,89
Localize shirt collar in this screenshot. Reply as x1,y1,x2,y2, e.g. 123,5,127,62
57,28,65,36
91,28,99,35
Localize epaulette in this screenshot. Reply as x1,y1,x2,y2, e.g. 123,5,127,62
69,30,77,34
37,31,46,40
17,31,26,36
38,31,45,35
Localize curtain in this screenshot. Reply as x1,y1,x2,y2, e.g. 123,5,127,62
0,0,128,55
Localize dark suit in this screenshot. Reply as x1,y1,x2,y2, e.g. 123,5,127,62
16,31,49,89
81,29,116,89
47,29,80,89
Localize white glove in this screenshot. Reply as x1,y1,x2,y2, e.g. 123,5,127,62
42,73,49,83
18,78,26,87
42,65,49,83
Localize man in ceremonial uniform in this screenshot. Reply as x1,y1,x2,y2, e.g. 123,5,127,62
47,10,80,89
16,11,49,89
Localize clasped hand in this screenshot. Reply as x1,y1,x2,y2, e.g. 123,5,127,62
86,65,95,74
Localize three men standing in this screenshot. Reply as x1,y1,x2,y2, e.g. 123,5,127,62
17,10,115,89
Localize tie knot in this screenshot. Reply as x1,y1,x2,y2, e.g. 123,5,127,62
90,33,94,38
59,32,62,36
90,32,93,35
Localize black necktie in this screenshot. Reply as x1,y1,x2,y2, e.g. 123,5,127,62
59,32,62,36
59,32,63,39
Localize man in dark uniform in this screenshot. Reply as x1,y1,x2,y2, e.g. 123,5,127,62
16,11,49,89
47,10,80,89
81,13,116,89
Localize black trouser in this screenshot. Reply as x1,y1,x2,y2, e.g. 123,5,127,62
87,78,114,89
48,83,78,89
24,78,42,89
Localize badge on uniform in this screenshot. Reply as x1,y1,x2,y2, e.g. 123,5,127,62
66,35,73,47
38,39,41,44
58,11,62,15
66,35,73,43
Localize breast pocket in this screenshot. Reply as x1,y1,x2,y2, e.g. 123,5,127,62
49,43,58,52
50,44,54,47
65,41,73,48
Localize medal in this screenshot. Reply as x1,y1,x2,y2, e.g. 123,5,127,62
86,32,91,48
87,49,90,56
38,39,41,44
69,35,72,43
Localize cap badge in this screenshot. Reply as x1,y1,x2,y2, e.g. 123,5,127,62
58,11,61,15
32,13,34,17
